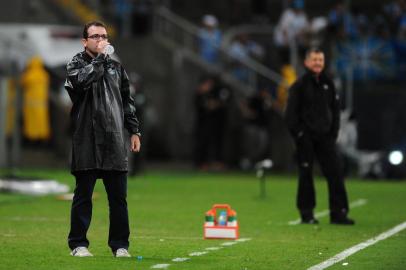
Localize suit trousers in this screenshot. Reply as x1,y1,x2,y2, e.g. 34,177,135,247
68,170,129,252
295,134,349,215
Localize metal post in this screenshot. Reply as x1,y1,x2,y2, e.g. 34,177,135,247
10,81,22,169
0,77,8,168
257,169,267,199
289,38,299,75
256,159,273,199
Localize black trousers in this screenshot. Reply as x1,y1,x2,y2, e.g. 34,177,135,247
295,135,349,216
195,116,225,166
68,170,129,252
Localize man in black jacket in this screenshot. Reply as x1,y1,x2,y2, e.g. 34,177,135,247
285,48,354,225
194,75,230,170
65,21,141,257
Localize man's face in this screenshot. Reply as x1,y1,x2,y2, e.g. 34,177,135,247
82,25,108,55
304,52,325,75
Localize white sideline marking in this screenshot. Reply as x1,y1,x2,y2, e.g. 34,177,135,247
134,236,202,240
189,251,208,256
288,199,368,225
2,234,16,237
151,264,170,269
205,247,223,251
172,258,190,262
307,221,406,270
221,241,238,246
150,238,252,269
236,238,252,242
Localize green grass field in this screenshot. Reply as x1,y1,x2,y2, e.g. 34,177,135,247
1,169,406,270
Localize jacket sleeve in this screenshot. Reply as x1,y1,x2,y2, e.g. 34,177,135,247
329,83,340,139
120,66,140,135
64,54,105,94
285,81,304,139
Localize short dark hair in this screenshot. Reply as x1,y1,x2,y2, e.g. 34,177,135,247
305,47,324,59
83,21,107,39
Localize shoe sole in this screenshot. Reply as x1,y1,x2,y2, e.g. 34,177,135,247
330,222,355,225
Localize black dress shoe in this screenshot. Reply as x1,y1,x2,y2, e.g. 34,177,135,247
300,210,319,224
330,216,355,225
301,217,319,224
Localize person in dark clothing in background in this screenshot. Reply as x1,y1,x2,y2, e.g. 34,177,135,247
65,21,141,257
195,75,231,171
285,48,354,225
239,88,273,168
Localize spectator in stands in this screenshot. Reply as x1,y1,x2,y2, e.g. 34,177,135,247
229,33,265,62
194,75,231,171
228,33,264,83
327,1,359,40
113,0,133,37
238,88,273,168
352,7,370,38
398,13,406,40
198,14,222,64
273,0,310,48
383,0,406,35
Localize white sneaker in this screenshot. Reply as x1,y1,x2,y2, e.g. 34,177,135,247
70,247,93,257
114,248,131,257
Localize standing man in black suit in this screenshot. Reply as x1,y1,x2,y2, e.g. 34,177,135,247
285,47,354,225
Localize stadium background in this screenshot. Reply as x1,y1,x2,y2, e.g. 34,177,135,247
1,0,405,176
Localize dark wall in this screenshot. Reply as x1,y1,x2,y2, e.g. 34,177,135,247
355,82,406,151
168,0,384,26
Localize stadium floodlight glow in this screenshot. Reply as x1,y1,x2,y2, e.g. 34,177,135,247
388,151,403,166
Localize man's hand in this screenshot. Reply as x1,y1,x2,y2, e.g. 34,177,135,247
130,134,141,153
96,40,110,55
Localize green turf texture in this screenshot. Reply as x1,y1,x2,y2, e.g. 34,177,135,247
1,169,405,270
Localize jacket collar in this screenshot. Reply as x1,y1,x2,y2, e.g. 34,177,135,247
304,68,327,82
80,50,93,63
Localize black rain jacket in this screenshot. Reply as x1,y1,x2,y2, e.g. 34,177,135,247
285,69,340,140
65,51,140,173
